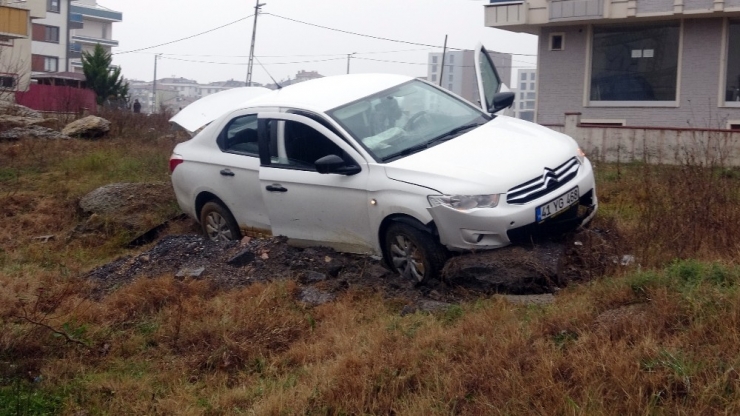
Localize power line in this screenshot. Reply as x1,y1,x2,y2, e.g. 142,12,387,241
354,56,535,69
114,15,253,55
129,47,436,59
159,56,345,66
264,12,537,57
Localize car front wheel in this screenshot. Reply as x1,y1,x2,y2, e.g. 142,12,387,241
200,201,241,242
384,222,448,283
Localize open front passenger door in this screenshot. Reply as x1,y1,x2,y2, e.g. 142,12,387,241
474,44,515,115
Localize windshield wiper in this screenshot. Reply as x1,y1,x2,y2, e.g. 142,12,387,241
426,123,483,146
381,123,484,162
381,142,430,162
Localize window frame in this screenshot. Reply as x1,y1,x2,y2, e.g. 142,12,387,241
549,33,565,51
720,18,740,108
47,0,60,13
584,22,683,108
43,56,58,72
217,113,261,157
0,73,17,90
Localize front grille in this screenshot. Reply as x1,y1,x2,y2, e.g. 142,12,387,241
506,157,580,205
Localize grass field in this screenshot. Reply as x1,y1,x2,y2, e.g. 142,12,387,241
1,115,740,415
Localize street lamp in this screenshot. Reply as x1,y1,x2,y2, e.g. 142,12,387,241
346,52,357,74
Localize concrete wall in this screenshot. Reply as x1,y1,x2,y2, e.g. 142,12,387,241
547,113,740,165
537,18,740,128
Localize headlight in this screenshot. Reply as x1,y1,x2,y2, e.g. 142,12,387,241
428,194,501,211
576,148,586,164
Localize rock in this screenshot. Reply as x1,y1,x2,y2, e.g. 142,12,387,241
301,271,327,283
363,264,389,279
0,125,70,142
400,305,417,316
418,300,452,313
0,102,42,119
175,266,205,278
62,115,111,138
79,183,171,215
298,287,335,306
442,242,563,294
226,249,256,267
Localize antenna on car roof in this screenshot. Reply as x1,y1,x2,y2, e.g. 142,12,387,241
254,57,282,90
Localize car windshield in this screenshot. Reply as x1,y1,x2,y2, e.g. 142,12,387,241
327,80,491,162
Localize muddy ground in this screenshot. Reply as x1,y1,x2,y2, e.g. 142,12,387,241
87,218,624,310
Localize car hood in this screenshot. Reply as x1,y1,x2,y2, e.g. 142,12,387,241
384,116,579,195
169,87,271,133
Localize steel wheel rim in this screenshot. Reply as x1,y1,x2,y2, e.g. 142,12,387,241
390,234,425,282
205,212,233,241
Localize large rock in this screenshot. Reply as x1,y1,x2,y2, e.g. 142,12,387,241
63,115,111,138
0,125,70,142
0,102,42,119
72,182,178,243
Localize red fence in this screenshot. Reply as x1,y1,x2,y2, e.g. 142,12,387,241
15,84,97,115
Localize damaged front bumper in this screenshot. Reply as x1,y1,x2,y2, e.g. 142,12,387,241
428,159,598,251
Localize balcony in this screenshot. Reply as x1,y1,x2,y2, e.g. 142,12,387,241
549,0,603,22
69,12,83,29
70,3,122,22
484,1,527,27
69,42,82,58
0,5,29,39
71,34,118,47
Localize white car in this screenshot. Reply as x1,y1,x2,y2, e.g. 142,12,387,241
169,46,597,282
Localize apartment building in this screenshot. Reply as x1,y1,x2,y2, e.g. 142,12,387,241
484,0,740,128
68,0,121,73
29,0,121,75
426,49,512,105
0,0,47,93
512,68,537,121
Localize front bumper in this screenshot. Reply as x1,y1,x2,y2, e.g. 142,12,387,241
428,158,598,251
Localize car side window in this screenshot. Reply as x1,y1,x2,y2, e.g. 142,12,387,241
269,121,349,170
220,114,259,156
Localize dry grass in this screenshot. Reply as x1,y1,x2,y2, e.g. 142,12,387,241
1,118,740,415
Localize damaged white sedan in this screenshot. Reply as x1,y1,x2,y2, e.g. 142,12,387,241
169,46,597,282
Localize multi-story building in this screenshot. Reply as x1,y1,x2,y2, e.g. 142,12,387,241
484,0,740,128
512,68,537,121
0,0,46,93
68,0,121,73
31,0,76,76
426,49,512,105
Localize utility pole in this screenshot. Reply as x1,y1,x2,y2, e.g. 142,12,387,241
346,52,356,74
246,0,266,86
438,35,448,87
152,54,160,113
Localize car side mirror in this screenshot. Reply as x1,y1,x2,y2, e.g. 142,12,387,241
315,154,361,176
491,92,515,113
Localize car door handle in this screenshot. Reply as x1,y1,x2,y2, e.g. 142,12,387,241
265,184,287,193
220,169,235,177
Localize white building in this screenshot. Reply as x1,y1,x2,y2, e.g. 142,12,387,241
512,68,536,122
426,49,512,105
68,0,121,73
31,0,77,75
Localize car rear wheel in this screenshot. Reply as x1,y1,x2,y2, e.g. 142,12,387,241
200,201,241,242
384,222,448,283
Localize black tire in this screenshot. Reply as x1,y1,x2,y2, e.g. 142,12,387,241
383,222,448,283
200,201,241,242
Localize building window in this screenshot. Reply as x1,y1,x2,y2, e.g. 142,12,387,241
447,83,452,90
530,82,535,90
47,0,60,12
521,72,527,81
520,92,525,99
530,72,536,81
549,33,564,51
0,75,16,89
44,57,58,72
431,74,437,82
448,74,453,82
527,92,536,100
432,56,438,64
725,20,740,104
449,55,455,64
431,65,437,73
42,25,59,43
520,82,526,90
519,111,535,122
590,22,680,102
448,65,453,73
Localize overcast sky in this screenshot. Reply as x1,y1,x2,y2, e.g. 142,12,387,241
98,0,538,85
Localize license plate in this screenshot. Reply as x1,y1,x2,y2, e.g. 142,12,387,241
535,187,580,222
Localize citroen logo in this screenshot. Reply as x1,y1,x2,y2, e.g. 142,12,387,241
542,168,559,188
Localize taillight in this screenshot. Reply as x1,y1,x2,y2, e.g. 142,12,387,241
169,155,184,173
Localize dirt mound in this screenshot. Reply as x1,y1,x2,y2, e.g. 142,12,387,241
87,226,626,308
